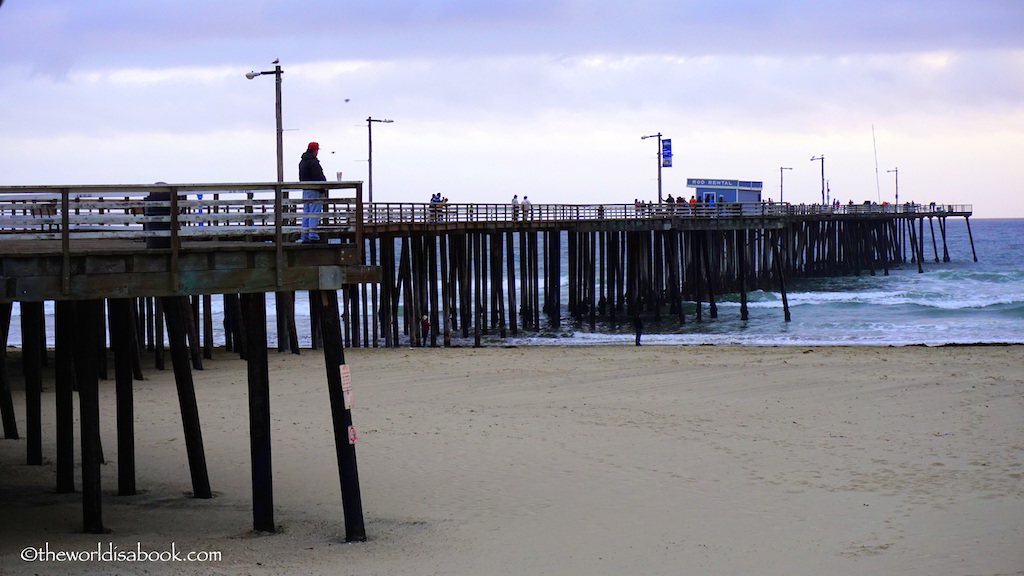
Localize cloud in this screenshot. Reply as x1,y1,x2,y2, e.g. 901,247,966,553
4,1,1023,76
1,1,1023,217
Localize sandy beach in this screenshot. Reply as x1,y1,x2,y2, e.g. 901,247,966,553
1,344,1021,575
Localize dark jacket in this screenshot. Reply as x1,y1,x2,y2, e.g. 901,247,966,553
298,151,326,182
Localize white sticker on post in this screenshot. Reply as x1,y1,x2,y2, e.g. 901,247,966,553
340,364,353,410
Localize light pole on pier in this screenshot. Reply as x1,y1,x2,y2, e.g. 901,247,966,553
810,155,825,204
641,133,664,203
887,167,899,206
367,117,393,204
779,166,792,203
246,61,284,183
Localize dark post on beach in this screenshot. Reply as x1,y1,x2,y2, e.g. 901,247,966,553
316,289,367,542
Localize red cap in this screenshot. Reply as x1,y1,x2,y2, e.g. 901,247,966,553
307,141,319,151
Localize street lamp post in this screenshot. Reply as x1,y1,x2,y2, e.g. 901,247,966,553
641,133,664,203
248,61,293,360
367,117,393,204
887,167,899,205
779,166,792,203
810,155,825,204
246,63,284,183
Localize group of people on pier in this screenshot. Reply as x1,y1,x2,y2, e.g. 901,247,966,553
633,194,731,217
428,193,450,222
510,194,533,221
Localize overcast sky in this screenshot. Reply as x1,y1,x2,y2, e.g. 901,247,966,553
2,0,1022,217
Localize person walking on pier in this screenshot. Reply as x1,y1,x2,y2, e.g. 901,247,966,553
298,141,326,243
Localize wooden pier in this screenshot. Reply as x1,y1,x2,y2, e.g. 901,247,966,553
1,182,372,539
357,200,975,347
0,182,974,536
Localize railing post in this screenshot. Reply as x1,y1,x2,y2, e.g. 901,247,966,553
275,183,284,288
60,188,71,295
354,183,364,261
169,186,181,292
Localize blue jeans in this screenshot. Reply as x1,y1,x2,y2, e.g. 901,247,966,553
301,189,323,241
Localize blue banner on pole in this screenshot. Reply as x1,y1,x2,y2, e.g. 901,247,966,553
661,138,672,167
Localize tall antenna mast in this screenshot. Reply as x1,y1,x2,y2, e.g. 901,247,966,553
872,124,881,203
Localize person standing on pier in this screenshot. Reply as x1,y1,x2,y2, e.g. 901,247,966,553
511,194,520,221
298,141,326,243
522,196,532,220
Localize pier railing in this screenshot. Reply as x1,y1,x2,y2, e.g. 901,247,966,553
0,183,971,240
0,182,362,241
364,201,973,224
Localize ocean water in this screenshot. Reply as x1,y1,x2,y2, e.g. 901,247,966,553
514,217,1023,347
5,218,1022,348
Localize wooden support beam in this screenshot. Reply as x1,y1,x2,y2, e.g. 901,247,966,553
530,232,540,329
504,231,517,335
0,302,19,439
275,292,293,353
492,232,507,338
738,230,749,321
183,295,204,370
928,217,940,263
20,300,44,465
428,233,440,346
155,298,166,369
703,232,718,319
108,298,137,496
145,297,155,351
478,233,489,335
369,237,380,347
568,230,578,318
398,236,413,344
459,233,472,337
379,235,395,347
938,217,951,263
72,300,105,534
588,231,597,329
473,233,483,347
54,301,76,493
242,292,275,532
440,233,452,347
132,298,145,379
203,295,214,359
314,289,366,542
161,295,212,499
965,217,977,262
773,240,792,322
518,231,529,329
692,233,703,323
347,285,361,349
227,294,246,359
